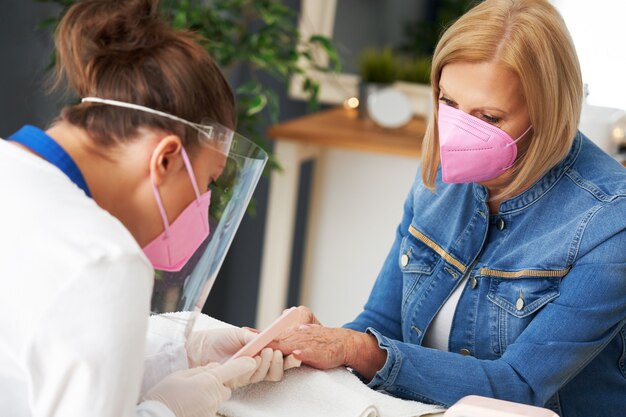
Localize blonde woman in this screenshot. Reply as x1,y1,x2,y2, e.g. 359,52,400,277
274,1,626,416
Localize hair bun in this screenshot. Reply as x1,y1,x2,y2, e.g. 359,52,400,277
56,0,236,148
54,0,168,94
90,0,164,52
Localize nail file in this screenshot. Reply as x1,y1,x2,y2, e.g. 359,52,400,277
228,307,301,361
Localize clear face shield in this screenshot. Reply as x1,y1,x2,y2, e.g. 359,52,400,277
150,131,267,339
81,98,268,342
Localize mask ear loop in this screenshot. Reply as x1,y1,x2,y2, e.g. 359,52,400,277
504,125,533,148
150,147,204,239
179,147,202,201
151,177,172,239
502,125,533,171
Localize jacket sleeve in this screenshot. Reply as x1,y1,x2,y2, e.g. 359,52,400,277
343,177,418,341
362,197,626,407
22,254,174,417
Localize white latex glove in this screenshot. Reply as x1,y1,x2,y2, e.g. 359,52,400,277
142,357,256,417
186,327,254,366
186,328,302,388
226,347,301,388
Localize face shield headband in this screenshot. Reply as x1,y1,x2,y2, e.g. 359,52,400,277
80,97,268,340
80,97,234,154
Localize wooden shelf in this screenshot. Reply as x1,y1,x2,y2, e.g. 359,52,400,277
267,107,426,158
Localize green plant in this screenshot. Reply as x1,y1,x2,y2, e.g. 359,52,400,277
359,1,477,87
396,56,431,85
359,49,431,86
358,47,397,84
36,0,340,178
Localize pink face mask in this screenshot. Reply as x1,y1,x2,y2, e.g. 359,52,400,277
142,147,211,272
438,103,532,183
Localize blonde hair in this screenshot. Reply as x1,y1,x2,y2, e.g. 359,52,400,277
422,0,583,200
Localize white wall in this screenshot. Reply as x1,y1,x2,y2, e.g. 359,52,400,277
552,0,626,110
299,148,419,327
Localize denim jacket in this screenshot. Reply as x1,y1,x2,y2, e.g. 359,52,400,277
345,133,626,417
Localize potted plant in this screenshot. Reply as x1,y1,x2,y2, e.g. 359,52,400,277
358,48,433,121
357,47,397,119
394,55,433,119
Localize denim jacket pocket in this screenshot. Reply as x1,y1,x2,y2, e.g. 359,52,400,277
484,268,567,355
399,234,441,316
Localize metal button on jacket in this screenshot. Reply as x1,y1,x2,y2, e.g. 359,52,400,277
400,254,409,267
459,348,471,356
516,289,525,310
470,276,478,289
496,218,506,231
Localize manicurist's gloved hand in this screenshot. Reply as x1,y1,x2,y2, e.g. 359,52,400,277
225,347,302,389
142,357,256,417
186,328,301,387
186,327,254,366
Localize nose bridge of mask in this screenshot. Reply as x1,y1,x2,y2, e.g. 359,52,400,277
449,119,492,144
439,104,511,145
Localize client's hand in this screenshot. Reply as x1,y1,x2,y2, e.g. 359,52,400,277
272,306,387,381
272,324,353,370
286,305,322,326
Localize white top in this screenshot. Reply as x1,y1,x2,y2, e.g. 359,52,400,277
0,138,183,417
421,275,469,351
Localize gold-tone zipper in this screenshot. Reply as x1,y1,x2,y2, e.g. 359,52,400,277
479,267,571,279
408,225,467,273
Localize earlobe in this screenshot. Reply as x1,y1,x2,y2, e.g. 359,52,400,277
149,135,183,187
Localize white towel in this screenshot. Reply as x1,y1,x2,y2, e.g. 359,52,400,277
158,312,444,417
219,366,444,417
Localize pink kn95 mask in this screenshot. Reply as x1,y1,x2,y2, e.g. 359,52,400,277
437,103,532,183
142,147,211,272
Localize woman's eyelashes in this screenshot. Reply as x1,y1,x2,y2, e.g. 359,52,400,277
481,113,501,124
439,96,502,125
439,96,456,107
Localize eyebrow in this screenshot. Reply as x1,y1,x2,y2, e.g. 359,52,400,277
439,84,508,115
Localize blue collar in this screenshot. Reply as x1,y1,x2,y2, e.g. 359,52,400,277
497,132,582,214
8,125,92,198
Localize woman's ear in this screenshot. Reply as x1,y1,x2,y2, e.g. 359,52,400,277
149,135,184,186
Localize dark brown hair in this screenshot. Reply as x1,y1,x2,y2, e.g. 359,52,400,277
54,0,235,149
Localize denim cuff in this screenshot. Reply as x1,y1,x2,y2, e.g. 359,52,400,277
364,327,403,390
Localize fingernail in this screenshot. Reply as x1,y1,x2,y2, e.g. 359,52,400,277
298,324,310,330
293,349,302,355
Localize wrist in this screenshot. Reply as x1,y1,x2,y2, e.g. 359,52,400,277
344,329,386,381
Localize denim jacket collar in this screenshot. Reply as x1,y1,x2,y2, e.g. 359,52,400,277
475,132,583,214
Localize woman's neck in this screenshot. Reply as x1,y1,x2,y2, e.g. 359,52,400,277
44,122,149,237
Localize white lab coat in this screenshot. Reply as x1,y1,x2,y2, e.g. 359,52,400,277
0,139,181,416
